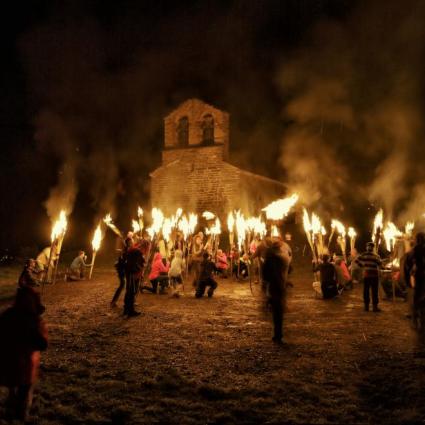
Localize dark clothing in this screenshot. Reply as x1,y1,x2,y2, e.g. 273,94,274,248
124,247,145,315
0,287,48,421
364,276,379,309
403,250,415,288
412,244,425,324
18,268,39,288
111,255,126,305
150,273,169,294
313,262,338,299
356,250,381,308
195,278,218,298
261,248,288,341
199,259,217,281
195,259,218,298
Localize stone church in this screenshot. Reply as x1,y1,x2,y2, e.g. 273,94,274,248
150,99,286,215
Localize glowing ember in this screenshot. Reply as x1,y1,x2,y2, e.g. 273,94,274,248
51,210,68,242
202,211,215,220
132,219,141,233
261,193,299,220
92,225,102,252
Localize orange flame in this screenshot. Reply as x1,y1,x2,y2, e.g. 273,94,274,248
92,225,102,251
262,193,299,220
51,210,68,242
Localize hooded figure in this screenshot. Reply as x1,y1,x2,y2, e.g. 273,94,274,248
0,286,48,421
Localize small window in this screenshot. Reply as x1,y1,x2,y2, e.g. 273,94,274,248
177,116,189,147
201,114,214,145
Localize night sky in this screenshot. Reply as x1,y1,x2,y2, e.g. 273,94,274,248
1,0,424,252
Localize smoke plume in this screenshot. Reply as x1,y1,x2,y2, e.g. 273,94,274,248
278,0,425,224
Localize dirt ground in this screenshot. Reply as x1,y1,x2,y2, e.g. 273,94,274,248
1,261,425,425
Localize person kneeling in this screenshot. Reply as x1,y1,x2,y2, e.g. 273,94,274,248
195,253,218,298
312,255,339,299
68,251,91,281
148,252,170,294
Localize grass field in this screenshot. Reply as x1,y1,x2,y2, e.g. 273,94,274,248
0,261,424,424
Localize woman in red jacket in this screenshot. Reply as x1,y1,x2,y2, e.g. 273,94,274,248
0,286,48,421
148,251,170,294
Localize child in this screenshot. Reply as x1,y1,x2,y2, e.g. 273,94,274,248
168,249,186,297
0,286,48,421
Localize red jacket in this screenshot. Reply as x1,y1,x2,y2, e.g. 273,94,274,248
149,253,169,280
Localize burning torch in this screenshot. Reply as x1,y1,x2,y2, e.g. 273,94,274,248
44,210,68,288
89,224,102,280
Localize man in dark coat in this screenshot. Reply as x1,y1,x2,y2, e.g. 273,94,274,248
195,252,218,298
261,241,289,344
124,239,145,317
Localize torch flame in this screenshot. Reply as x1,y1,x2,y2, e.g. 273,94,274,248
206,217,221,236
303,208,312,233
202,211,215,220
235,211,247,251
245,216,267,237
137,207,143,218
132,219,141,233
162,218,173,242
348,227,357,238
262,193,299,220
146,207,164,237
383,222,402,252
188,213,198,234
372,209,383,242
331,219,346,237
405,221,414,236
92,225,102,252
178,215,190,240
227,212,235,233
311,213,322,235
51,210,68,242
271,225,280,237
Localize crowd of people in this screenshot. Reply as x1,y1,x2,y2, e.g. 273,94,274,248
311,234,425,327
4,224,425,421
